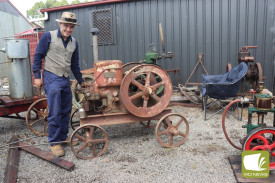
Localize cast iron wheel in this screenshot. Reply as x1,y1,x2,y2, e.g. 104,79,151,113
70,124,108,160
26,98,48,136
155,113,189,147
243,127,275,170
70,109,80,130
120,64,172,118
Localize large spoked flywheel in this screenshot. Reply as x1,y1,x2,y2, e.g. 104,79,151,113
243,127,275,170
120,64,172,118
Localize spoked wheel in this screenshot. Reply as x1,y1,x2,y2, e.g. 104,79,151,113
155,113,189,147
243,127,275,170
70,109,80,130
120,64,172,117
222,99,249,150
26,98,48,136
70,124,108,160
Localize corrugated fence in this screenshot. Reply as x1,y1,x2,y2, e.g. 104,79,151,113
44,0,275,90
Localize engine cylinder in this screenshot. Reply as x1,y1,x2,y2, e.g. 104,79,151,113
94,60,123,87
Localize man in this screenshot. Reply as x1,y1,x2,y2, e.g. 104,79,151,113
32,12,84,157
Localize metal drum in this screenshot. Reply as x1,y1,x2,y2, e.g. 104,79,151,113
5,39,33,99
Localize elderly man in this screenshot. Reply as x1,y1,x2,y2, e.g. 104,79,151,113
32,12,84,156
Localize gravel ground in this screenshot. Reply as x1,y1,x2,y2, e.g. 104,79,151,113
0,105,274,183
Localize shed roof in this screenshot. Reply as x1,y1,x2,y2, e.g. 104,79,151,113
15,27,44,35
40,0,131,13
0,0,33,27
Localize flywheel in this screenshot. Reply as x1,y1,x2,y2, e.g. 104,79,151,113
243,127,275,170
120,64,172,118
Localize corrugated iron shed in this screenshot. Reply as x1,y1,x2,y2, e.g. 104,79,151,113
41,0,275,90
0,0,33,78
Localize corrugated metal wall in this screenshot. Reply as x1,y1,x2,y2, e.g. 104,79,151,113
44,0,275,90
0,1,33,78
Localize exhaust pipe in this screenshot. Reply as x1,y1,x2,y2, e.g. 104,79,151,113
91,28,99,62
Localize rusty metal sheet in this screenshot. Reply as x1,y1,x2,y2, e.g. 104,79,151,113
4,136,19,183
19,142,75,171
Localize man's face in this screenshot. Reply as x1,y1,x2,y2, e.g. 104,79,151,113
59,23,75,40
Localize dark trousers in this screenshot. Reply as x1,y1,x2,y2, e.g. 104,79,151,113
43,70,72,145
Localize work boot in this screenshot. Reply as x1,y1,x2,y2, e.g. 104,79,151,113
50,144,65,157
63,137,79,146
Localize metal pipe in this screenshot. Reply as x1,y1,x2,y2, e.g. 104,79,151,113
91,28,99,62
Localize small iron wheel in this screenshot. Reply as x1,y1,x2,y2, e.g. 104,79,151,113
25,98,48,136
120,64,172,118
70,109,80,130
155,113,189,148
70,124,108,160
243,127,275,170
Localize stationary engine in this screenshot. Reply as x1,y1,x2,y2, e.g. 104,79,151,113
73,60,126,115
72,60,172,119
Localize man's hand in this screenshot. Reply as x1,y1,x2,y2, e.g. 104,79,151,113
34,79,43,88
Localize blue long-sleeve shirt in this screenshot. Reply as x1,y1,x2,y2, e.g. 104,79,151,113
32,29,84,83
